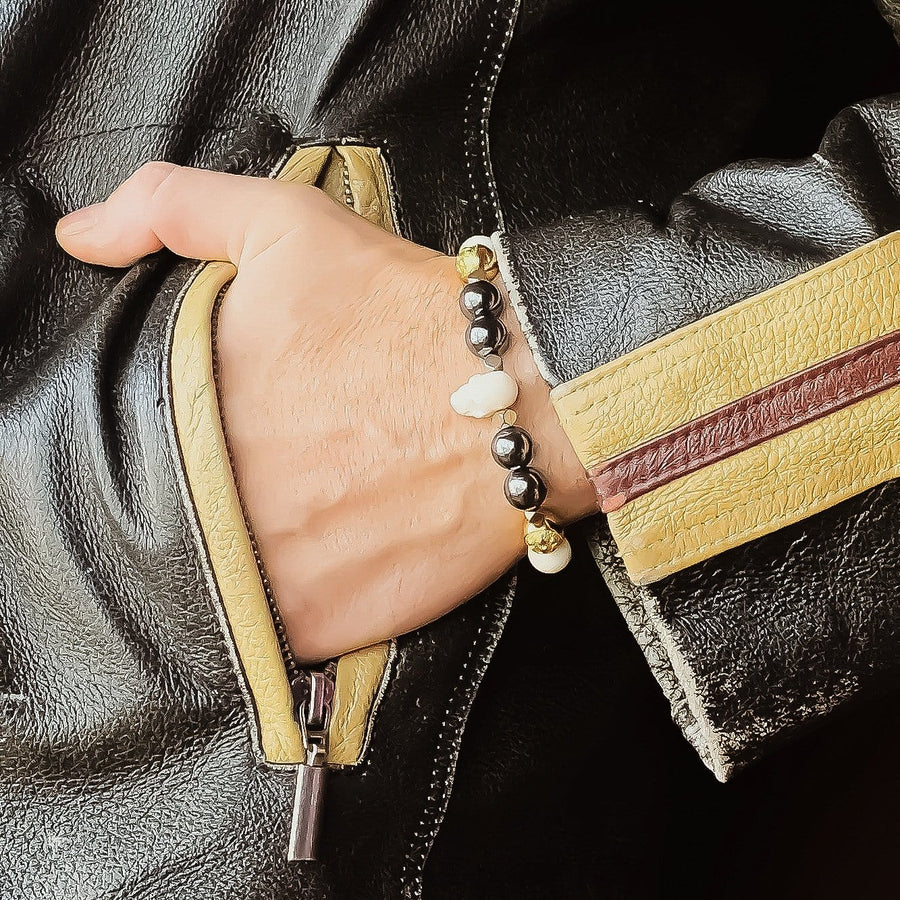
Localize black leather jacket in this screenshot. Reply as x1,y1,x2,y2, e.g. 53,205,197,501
2,1,900,897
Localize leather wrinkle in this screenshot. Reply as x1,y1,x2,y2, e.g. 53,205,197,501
162,0,287,166
311,0,396,116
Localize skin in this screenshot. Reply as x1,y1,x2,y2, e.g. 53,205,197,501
56,162,596,661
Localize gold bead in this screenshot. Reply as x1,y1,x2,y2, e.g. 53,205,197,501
456,243,499,282
492,408,517,427
523,514,565,554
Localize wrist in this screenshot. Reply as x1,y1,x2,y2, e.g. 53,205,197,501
496,278,598,524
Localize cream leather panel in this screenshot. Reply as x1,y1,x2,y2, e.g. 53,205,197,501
277,145,332,185
335,145,397,231
329,641,394,766
609,385,900,583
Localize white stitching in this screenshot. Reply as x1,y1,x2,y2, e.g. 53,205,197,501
400,3,521,894
463,0,520,230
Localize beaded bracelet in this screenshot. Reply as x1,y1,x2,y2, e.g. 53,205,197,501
449,236,572,574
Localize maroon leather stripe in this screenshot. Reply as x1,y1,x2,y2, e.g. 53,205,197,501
590,328,900,513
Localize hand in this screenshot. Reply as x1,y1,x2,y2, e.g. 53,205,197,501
56,163,596,661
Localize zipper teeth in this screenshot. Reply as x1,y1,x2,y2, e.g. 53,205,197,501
339,157,355,209
209,285,302,683
248,528,302,683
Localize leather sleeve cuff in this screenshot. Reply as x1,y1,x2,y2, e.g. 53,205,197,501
493,95,900,781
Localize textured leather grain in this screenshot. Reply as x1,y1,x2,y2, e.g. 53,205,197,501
0,1,524,894
2,0,900,895
591,328,900,512
611,383,900,583
548,232,900,581
501,93,900,777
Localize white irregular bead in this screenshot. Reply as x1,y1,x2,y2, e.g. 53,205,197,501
527,538,572,574
449,370,518,418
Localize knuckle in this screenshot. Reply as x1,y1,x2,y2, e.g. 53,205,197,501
134,159,179,189
143,163,184,223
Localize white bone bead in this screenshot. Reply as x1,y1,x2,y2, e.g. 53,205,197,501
449,370,518,418
527,538,572,574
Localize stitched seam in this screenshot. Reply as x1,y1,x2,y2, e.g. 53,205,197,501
462,2,500,226
401,2,519,893
556,239,900,411
480,1,518,230
399,619,485,896
631,454,900,581
592,329,900,495
339,155,355,209
619,396,900,575
462,0,517,231
494,230,559,385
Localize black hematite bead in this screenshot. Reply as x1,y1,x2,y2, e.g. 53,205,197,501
466,315,507,357
459,280,502,320
504,467,547,511
491,425,533,469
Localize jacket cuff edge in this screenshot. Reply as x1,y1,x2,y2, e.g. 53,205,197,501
493,229,562,388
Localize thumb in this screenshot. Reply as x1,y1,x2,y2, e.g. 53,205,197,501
56,161,314,268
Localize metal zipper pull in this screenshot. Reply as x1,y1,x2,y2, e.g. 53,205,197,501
288,666,335,861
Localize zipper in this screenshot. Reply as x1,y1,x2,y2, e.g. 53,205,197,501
248,525,337,861
288,663,337,860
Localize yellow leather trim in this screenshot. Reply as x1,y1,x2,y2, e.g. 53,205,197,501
334,145,397,231
281,144,397,233
329,641,393,764
278,145,332,185
170,145,397,766
609,385,900,583
551,232,900,469
171,260,303,763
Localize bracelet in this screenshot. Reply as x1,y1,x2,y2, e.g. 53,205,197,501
449,236,572,574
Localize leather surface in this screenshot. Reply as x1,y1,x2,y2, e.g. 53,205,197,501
430,529,900,899
591,328,900,512
502,93,900,777
611,383,900,582
0,0,524,893
1,0,900,895
547,232,900,581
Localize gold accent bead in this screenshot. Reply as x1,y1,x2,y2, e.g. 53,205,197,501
523,514,565,554
492,409,517,427
456,243,499,282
